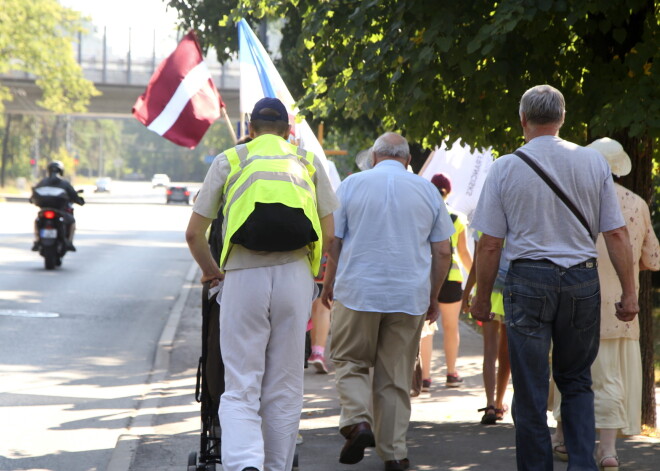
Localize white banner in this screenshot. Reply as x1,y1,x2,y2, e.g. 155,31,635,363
420,139,493,223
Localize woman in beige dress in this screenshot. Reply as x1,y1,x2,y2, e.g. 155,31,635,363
551,137,660,470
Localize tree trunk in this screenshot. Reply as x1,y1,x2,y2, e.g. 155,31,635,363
616,132,656,428
1,114,12,188
47,116,61,158
638,271,655,428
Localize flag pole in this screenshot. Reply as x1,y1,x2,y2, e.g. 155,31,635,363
221,107,238,144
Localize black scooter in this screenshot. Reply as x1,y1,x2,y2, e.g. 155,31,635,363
31,186,83,270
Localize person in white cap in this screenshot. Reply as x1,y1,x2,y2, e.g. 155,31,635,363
550,137,660,471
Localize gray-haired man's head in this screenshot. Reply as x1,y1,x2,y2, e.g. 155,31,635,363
371,132,410,166
519,85,565,126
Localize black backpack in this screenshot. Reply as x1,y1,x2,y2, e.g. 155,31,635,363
230,202,318,252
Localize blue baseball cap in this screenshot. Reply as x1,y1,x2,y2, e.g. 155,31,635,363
251,97,288,122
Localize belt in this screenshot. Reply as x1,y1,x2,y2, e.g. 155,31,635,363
512,258,597,269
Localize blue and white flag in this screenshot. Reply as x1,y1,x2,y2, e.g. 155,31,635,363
238,19,341,190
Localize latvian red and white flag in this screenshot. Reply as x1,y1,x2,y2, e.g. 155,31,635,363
132,31,224,149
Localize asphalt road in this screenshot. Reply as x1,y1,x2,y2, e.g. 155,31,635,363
0,185,196,471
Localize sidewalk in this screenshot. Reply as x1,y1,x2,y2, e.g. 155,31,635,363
128,281,660,471
0,191,30,203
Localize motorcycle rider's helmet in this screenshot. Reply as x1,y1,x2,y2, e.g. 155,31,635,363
47,160,64,176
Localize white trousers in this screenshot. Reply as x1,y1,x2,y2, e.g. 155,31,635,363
219,258,315,471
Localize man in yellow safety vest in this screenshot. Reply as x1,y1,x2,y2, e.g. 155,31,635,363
186,97,338,471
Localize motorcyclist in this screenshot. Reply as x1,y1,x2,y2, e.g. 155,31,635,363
31,160,85,252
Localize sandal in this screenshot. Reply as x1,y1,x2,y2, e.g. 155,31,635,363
552,442,568,462
478,405,498,425
598,455,619,471
494,404,508,421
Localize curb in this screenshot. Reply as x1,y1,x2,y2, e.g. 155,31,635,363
106,261,199,471
0,194,30,203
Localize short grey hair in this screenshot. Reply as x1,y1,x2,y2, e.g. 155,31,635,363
372,132,409,159
519,85,565,125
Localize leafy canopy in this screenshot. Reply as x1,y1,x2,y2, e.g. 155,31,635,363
0,0,99,114
167,0,658,153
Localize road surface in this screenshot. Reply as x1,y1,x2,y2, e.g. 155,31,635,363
0,183,197,471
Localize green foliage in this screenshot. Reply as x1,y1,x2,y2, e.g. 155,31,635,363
0,115,31,180
118,118,234,181
0,0,99,114
167,0,658,155
166,0,282,61
0,114,235,184
298,0,659,151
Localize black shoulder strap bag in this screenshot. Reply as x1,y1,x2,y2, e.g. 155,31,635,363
513,149,594,240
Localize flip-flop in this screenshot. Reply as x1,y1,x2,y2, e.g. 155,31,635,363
552,442,568,462
598,455,619,471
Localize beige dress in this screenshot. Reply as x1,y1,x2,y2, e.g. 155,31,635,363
553,184,660,434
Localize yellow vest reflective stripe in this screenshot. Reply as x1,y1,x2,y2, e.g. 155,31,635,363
220,135,322,275
224,144,314,191
448,216,464,282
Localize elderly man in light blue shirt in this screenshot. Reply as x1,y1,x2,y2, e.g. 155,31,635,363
321,132,454,471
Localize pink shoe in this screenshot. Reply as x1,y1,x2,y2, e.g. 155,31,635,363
308,353,329,374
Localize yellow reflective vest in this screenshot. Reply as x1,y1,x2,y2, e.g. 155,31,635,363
448,215,465,282
220,134,323,275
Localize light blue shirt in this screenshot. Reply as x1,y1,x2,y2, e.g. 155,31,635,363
334,160,455,315
472,136,624,268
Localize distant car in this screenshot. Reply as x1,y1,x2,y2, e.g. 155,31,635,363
166,186,190,204
151,173,170,188
94,177,112,192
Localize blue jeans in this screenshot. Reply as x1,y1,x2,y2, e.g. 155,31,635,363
504,259,600,471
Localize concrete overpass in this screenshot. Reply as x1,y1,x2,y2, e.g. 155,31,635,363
1,76,240,121
0,26,241,120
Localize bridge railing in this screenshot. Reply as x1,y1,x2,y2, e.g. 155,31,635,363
0,25,240,90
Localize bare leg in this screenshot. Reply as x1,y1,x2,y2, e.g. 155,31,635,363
597,429,619,467
309,297,331,373
310,297,330,350
494,323,510,414
420,333,434,380
439,301,461,375
481,320,499,407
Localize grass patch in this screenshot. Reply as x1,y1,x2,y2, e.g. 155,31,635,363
0,184,26,194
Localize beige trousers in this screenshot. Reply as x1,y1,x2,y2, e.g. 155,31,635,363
330,301,426,461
